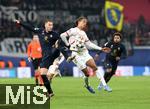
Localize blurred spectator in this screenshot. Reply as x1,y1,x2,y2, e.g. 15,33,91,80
0,59,6,69
19,58,27,67
6,60,14,69
0,0,150,48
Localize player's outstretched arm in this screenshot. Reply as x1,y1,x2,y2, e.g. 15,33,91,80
85,40,102,50
14,19,40,33
85,40,110,53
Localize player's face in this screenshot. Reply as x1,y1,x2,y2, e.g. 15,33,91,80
78,19,88,30
113,35,121,43
45,21,53,32
33,35,39,41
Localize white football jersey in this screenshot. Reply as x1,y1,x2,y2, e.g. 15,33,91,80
65,27,89,52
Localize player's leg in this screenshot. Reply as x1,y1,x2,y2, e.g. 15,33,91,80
103,61,113,83
40,56,56,97
40,67,54,95
47,73,55,82
104,64,118,83
81,67,95,94
86,58,106,86
72,54,95,93
32,59,41,85
86,58,112,92
34,69,39,85
98,62,112,90
47,64,59,82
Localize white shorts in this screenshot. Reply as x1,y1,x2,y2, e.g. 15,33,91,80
72,50,93,70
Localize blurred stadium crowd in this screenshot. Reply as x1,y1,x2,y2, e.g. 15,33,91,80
0,0,150,53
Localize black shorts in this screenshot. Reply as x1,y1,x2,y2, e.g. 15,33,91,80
40,49,60,69
32,58,42,70
103,60,118,74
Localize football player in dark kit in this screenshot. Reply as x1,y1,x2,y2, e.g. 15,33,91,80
14,19,71,98
95,32,127,91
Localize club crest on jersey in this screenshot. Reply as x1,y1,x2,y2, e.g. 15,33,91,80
111,45,113,48
44,36,48,41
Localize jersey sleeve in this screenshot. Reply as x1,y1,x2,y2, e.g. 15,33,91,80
120,44,127,59
19,22,41,33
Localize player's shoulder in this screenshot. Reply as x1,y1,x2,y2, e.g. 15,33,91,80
51,31,59,36
69,27,77,32
70,27,77,30
66,27,77,35
120,43,126,49
51,31,60,39
51,30,58,34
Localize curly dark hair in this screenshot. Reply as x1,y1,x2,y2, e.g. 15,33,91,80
112,32,123,39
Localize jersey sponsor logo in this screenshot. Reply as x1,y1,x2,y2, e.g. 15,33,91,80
44,36,48,41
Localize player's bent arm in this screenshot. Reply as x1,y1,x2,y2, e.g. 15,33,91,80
60,32,70,46
85,41,102,51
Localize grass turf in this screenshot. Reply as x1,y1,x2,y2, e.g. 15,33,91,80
0,76,150,109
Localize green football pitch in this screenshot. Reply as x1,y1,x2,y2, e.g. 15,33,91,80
0,76,150,109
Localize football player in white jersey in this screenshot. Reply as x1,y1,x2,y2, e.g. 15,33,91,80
60,17,112,93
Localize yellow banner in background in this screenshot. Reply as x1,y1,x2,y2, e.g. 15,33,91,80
105,1,124,31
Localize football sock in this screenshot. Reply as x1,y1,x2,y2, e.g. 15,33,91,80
41,75,53,94
96,70,107,86
35,78,38,85
84,76,89,87
104,72,113,83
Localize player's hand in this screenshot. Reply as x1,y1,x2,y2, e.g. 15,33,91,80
14,19,20,24
94,54,99,61
101,47,111,53
116,57,120,61
28,57,32,62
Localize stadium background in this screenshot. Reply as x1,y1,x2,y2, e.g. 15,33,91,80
0,0,150,78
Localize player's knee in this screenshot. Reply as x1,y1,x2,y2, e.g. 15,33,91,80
92,66,98,71
82,68,89,77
